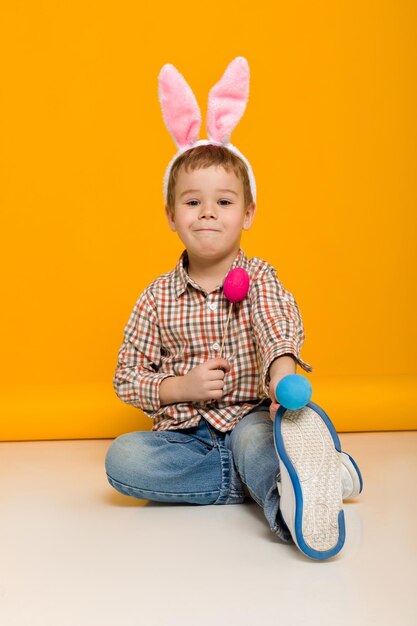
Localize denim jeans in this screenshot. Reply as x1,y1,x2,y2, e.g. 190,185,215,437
105,404,292,543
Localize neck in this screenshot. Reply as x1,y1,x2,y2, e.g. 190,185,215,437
186,247,241,282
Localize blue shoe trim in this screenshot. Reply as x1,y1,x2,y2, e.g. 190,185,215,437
297,510,346,561
344,452,364,493
274,403,345,560
307,401,342,452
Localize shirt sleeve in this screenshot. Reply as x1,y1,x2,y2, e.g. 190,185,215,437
112,287,175,416
250,266,313,397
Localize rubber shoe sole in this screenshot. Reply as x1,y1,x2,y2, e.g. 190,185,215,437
279,451,363,501
274,401,345,560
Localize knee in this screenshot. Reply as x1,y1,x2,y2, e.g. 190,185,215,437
105,432,147,482
231,411,273,455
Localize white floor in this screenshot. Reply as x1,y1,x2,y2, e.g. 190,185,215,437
1,431,416,626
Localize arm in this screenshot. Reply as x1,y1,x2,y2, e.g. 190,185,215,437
113,289,174,417
250,266,313,400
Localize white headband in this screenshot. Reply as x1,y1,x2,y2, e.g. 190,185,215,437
158,57,256,204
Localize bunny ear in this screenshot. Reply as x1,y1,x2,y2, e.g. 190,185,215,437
206,57,250,144
158,63,202,149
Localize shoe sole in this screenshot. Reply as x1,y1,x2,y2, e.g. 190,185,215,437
274,401,346,560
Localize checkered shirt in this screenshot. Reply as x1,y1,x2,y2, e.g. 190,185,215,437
113,248,313,432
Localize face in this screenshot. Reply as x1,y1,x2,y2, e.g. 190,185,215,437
165,165,256,262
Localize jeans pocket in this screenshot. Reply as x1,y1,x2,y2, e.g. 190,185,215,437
154,431,195,444
155,430,215,457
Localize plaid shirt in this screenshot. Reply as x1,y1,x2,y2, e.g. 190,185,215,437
113,248,313,432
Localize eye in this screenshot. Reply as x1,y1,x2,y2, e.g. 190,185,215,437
185,200,199,206
219,200,232,205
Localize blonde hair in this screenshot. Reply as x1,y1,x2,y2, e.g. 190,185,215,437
166,144,253,213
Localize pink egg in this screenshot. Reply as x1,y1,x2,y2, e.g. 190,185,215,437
223,268,250,303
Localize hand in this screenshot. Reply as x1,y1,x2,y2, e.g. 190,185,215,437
181,358,231,403
269,400,281,422
268,370,293,422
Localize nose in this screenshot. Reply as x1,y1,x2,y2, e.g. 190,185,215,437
198,201,218,219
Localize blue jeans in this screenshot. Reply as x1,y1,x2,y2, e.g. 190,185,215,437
105,405,292,543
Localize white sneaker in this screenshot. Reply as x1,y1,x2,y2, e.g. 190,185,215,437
274,402,346,560
340,451,363,499
278,451,363,501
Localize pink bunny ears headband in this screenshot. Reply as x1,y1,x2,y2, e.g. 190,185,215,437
158,56,256,204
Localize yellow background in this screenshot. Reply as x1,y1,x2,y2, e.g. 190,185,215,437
1,1,416,440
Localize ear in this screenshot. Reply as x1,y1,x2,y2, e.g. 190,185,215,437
165,204,177,232
242,201,256,231
158,64,202,149
206,57,250,144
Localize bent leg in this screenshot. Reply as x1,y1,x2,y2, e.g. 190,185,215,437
105,419,244,505
229,409,292,542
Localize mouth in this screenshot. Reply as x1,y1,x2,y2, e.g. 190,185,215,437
195,228,220,232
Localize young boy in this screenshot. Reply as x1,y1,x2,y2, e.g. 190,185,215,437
105,59,362,560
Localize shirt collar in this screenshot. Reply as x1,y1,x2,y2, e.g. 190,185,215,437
173,248,249,299
173,250,190,298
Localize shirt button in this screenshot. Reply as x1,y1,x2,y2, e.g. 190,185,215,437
209,303,217,311
213,343,220,351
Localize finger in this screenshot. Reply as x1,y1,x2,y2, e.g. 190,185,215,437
208,369,225,381
207,358,231,371
208,379,224,390
207,389,223,401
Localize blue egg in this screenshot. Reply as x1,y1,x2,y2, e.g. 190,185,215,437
276,374,312,410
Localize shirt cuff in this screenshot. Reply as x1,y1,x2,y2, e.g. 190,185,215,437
144,373,177,417
261,342,313,397
113,371,176,417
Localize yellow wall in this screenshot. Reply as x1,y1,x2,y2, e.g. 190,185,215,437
1,1,416,440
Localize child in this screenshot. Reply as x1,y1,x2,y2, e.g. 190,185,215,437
105,57,363,560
